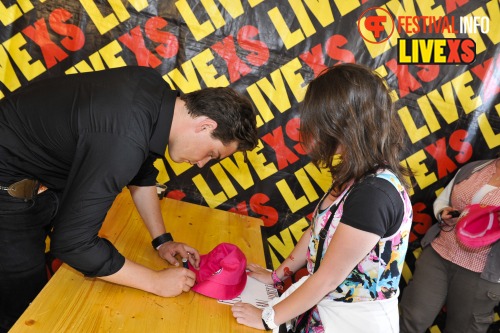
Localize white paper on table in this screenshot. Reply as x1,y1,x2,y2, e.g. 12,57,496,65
218,275,279,309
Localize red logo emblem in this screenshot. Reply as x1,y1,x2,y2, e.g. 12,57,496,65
358,7,395,44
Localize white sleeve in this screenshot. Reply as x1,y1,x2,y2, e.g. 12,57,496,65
433,175,456,219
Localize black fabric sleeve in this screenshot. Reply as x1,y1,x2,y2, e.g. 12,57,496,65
128,154,159,186
50,133,146,277
340,177,404,237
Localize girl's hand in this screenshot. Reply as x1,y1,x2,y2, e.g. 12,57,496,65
232,302,266,330
247,263,274,285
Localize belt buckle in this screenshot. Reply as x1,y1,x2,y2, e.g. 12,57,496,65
7,179,40,200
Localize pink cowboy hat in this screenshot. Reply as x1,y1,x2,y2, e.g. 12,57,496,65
188,243,247,300
456,204,500,248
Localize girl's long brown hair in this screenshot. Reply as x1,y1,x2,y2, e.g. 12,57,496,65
299,63,412,194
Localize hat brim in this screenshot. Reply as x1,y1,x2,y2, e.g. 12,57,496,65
456,205,500,248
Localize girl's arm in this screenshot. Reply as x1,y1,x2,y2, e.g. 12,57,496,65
246,226,312,285
272,223,380,325
232,223,380,329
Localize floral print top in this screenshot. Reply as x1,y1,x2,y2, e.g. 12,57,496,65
307,170,413,303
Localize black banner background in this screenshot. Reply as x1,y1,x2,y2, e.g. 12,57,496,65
1,0,499,330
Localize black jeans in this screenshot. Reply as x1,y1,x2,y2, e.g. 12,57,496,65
0,189,60,332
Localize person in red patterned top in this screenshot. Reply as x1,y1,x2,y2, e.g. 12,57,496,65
400,156,500,333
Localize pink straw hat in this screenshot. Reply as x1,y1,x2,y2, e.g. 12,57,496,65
188,243,247,300
456,204,500,248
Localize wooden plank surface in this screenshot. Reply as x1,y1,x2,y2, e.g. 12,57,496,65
11,189,265,333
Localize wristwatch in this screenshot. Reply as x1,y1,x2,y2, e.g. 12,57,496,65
151,232,174,250
262,306,278,330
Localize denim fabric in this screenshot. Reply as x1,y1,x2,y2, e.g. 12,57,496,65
0,189,59,332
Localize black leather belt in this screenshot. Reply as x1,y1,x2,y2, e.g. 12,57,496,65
0,179,47,200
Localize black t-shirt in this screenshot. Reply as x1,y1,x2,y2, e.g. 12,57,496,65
340,176,404,237
0,66,177,276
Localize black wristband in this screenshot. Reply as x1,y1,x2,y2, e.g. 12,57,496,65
261,319,271,331
152,233,173,250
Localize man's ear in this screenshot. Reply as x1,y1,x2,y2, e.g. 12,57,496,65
195,117,218,133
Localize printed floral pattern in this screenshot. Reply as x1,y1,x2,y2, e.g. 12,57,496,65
301,170,413,331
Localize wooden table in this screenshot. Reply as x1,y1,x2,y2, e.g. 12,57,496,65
10,189,266,333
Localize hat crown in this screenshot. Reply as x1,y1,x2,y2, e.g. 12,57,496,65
189,243,248,299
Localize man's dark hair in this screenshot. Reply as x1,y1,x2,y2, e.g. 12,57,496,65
181,87,258,153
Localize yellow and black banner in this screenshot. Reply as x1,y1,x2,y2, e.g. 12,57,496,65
1,0,499,330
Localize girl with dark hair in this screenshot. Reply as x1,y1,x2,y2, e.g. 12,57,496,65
233,64,413,332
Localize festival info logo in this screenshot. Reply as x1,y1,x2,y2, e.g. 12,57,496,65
357,7,489,64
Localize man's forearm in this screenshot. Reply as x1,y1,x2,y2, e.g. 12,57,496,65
99,258,159,294
129,185,167,239
99,258,196,297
